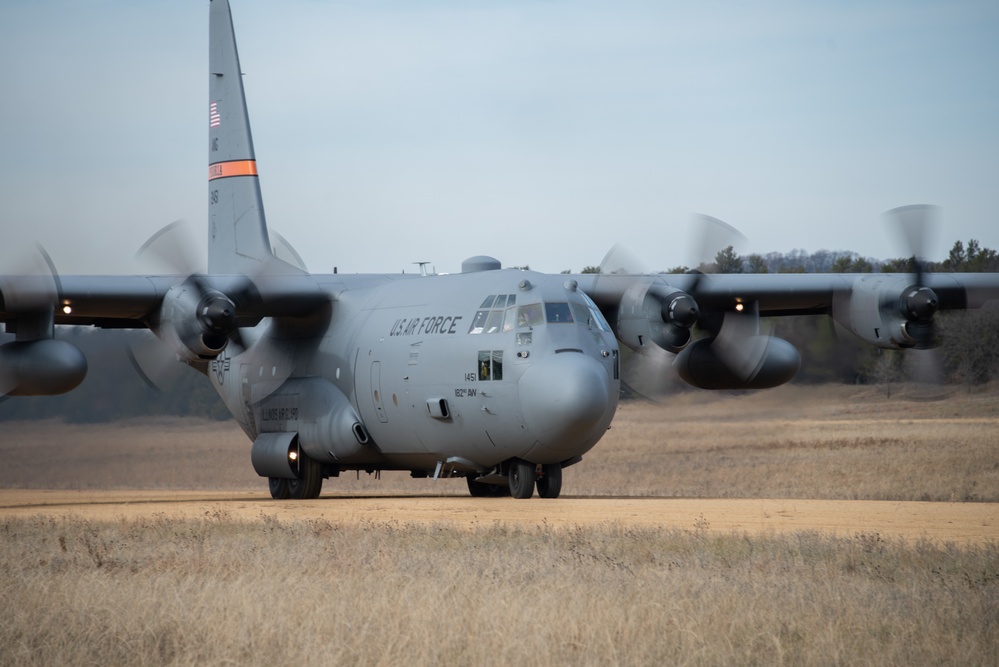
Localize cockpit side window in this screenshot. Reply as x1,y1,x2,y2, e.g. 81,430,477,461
580,292,612,332
502,307,518,332
483,309,504,334
468,310,489,334
469,294,519,334
569,301,591,327
517,303,544,328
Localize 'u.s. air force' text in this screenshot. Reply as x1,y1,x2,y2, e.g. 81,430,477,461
389,315,463,337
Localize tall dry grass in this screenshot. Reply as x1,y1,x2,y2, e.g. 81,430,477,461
1,514,997,666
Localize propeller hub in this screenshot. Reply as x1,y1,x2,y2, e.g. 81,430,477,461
902,286,938,321
199,292,237,334
665,294,699,329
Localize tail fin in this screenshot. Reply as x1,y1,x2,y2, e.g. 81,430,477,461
208,0,301,275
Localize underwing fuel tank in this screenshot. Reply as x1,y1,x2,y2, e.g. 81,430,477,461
0,339,88,396
673,336,800,390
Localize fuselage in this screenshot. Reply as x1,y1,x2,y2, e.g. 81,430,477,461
210,268,620,476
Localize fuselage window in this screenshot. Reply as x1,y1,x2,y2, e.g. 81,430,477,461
545,302,573,323
478,350,504,380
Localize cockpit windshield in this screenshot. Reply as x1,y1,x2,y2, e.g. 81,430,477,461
545,302,573,323
542,298,611,332
471,295,610,333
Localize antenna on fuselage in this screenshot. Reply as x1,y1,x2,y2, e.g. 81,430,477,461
413,261,432,277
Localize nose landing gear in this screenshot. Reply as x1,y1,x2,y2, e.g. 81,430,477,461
508,460,536,499
536,463,562,498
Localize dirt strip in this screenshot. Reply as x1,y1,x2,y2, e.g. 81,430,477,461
1,489,996,545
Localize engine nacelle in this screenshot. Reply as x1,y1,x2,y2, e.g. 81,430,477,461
155,282,237,361
0,339,87,395
673,336,800,390
832,275,938,349
254,378,369,467
614,279,699,354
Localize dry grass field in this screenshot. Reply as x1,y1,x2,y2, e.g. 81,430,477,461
2,383,997,501
1,384,998,665
1,515,997,666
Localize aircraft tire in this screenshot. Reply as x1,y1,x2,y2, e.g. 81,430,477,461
508,460,536,499
536,463,562,499
268,478,290,500
288,453,323,500
492,483,511,497
467,476,492,497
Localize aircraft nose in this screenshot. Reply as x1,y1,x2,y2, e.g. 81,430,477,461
518,352,612,457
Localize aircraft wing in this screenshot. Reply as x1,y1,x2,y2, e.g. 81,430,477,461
0,271,332,396
578,271,999,317
575,270,999,391
1,275,170,329
0,273,331,329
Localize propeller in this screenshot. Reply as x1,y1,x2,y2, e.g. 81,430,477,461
883,204,946,390
127,330,190,392
596,246,681,399
885,204,937,285
686,213,747,293
0,243,61,315
617,343,683,399
598,213,783,396
679,214,787,388
884,205,940,349
128,221,252,391
135,219,205,276
0,244,77,399
599,244,649,276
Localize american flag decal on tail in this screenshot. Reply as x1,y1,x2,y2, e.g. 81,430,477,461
209,102,221,128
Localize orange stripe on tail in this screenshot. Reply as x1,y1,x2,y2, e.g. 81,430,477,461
208,160,258,180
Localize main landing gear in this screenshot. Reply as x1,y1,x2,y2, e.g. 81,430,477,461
268,451,323,500
467,461,564,499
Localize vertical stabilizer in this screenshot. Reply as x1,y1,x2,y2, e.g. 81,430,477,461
208,0,300,275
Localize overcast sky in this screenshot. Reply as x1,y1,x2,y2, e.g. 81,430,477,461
1,0,997,275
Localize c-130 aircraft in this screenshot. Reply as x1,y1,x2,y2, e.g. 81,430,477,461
2,0,999,500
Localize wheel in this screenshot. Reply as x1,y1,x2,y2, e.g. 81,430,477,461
467,476,491,497
508,460,536,499
491,483,511,497
536,463,562,499
287,452,323,500
268,477,290,500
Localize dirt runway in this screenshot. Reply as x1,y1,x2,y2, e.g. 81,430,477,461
2,489,996,545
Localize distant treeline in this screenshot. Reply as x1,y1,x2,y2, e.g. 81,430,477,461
2,240,998,422
573,238,999,275
701,238,999,275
